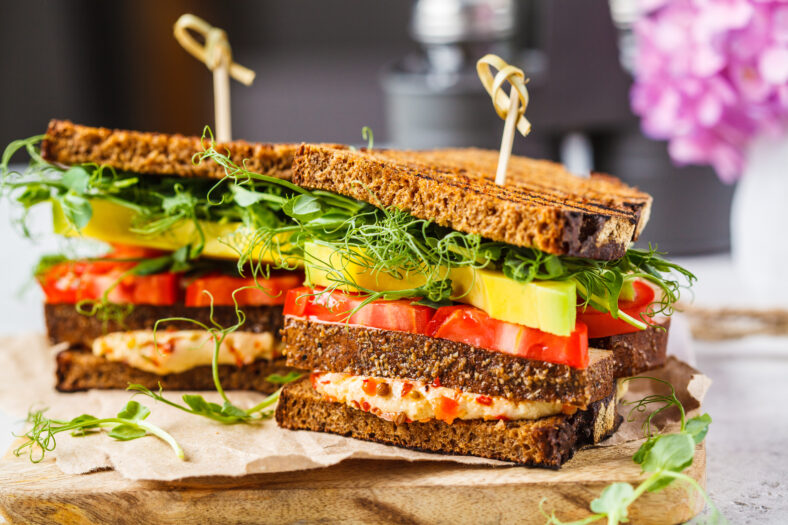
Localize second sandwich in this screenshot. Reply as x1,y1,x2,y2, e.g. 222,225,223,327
270,145,693,468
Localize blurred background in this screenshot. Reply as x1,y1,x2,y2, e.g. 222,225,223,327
1,0,735,256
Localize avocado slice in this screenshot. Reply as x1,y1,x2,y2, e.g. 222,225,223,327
451,266,576,336
304,242,576,336
52,198,294,264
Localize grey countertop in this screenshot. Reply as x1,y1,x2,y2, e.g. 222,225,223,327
695,335,788,523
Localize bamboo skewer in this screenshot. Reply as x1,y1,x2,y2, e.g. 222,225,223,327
173,14,256,142
476,54,531,186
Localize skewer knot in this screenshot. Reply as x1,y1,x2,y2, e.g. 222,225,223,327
174,14,256,86
476,54,531,137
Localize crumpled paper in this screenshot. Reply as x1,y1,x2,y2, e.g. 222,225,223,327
0,333,709,481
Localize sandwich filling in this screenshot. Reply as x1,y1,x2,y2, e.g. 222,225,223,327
93,330,278,375
310,372,567,424
285,286,590,368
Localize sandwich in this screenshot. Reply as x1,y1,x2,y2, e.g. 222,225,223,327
261,144,694,467
2,120,310,393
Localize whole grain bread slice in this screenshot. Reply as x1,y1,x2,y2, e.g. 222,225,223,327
45,303,284,348
292,144,652,260
590,317,670,378
55,349,296,393
40,119,302,180
275,378,621,468
282,317,615,407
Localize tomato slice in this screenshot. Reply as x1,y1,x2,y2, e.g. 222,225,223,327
283,287,434,334
129,273,178,305
425,305,494,349
283,287,311,317
37,244,180,306
185,273,303,307
38,262,83,303
38,262,178,305
284,289,588,368
426,305,589,369
577,281,656,338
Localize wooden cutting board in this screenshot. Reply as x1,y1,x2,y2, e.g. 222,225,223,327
0,439,705,525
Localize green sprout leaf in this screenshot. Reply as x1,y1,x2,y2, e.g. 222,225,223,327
266,371,304,384
641,433,695,474
61,166,90,194
685,413,712,445
284,194,323,222
232,184,267,207
116,400,150,421
107,424,147,441
14,404,183,462
59,193,92,229
589,482,634,523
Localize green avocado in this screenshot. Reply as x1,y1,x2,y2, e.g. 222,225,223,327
304,242,576,336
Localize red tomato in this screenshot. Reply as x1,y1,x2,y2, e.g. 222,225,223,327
282,287,434,334
185,273,303,307
400,382,414,397
38,262,178,305
577,281,657,338
37,242,182,306
361,379,377,396
38,262,83,303
476,396,493,406
129,273,178,305
283,287,311,317
426,305,589,369
434,396,460,424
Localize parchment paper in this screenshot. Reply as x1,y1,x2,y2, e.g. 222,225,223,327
0,333,709,481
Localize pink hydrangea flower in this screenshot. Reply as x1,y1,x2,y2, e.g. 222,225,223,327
630,0,788,182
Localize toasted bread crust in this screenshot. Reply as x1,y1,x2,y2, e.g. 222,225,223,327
275,378,621,468
282,317,615,407
55,349,295,393
41,119,299,180
590,317,670,378
44,303,284,348
292,145,652,260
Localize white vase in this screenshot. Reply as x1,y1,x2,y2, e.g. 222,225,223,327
730,134,788,307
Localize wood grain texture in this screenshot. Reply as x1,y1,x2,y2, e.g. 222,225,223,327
0,440,705,524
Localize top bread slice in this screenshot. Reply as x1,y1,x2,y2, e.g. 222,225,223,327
40,119,300,180
292,145,652,260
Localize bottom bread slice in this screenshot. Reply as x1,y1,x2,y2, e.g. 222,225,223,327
56,349,298,394
275,378,622,468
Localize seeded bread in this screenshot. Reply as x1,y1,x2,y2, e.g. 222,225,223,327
275,378,621,468
292,144,653,260
590,317,670,378
44,303,284,348
40,119,300,180
282,317,615,407
55,349,294,393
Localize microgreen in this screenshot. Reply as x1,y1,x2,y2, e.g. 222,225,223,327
541,378,722,525
14,400,184,463
361,126,374,150
194,141,695,330
0,134,290,253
